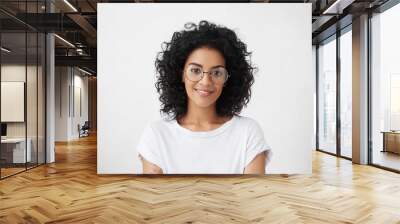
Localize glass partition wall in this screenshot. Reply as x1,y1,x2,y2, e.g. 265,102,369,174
0,1,46,179
0,31,27,177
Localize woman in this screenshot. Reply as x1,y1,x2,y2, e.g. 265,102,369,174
137,20,271,174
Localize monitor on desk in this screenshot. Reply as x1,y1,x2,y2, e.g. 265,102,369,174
1,123,7,138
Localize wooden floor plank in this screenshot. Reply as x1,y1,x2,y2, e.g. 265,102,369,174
0,134,400,223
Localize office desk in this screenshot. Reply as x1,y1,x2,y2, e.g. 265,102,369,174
1,138,32,163
381,131,400,154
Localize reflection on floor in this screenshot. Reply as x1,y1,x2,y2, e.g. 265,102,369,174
0,167,25,178
0,162,41,178
373,150,400,171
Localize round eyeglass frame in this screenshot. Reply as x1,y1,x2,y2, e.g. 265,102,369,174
184,65,230,84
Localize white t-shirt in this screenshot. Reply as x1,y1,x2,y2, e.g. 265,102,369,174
136,115,271,174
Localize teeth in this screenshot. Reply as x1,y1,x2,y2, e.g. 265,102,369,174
196,89,212,95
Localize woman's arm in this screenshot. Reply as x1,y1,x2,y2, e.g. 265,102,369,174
139,155,163,174
243,152,266,174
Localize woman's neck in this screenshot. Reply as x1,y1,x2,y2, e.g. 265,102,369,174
178,101,231,131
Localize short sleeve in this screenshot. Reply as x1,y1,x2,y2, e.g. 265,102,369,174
245,120,272,168
136,124,164,171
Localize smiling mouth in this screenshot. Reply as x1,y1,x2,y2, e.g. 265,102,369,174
195,88,214,96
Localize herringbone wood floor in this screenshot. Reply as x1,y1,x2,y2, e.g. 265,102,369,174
1,134,400,223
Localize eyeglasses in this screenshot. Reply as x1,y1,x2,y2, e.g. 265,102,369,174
184,64,229,84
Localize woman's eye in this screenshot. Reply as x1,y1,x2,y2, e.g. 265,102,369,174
191,68,202,75
211,70,222,77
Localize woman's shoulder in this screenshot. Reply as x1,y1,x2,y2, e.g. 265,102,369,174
232,115,265,137
234,115,261,128
145,117,176,132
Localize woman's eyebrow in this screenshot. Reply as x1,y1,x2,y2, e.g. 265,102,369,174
211,65,225,69
188,62,225,68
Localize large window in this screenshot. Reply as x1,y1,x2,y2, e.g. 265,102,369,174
340,28,352,158
318,36,337,154
371,3,400,171
317,26,353,159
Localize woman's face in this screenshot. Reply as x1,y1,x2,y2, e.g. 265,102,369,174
182,47,226,109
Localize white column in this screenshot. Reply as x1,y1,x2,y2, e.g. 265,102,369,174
46,33,55,163
46,1,55,163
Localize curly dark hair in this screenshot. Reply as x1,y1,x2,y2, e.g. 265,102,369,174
155,20,256,120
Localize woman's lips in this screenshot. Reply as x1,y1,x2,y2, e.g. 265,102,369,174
195,88,214,97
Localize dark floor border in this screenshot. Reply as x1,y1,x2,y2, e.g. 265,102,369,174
316,149,352,161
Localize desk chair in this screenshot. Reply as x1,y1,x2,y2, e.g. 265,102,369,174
78,121,90,138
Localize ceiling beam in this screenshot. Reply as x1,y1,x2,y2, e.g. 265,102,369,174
55,55,96,70
67,13,97,42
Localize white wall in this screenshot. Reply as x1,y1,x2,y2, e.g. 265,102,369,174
55,67,69,141
55,67,89,141
72,72,89,138
98,3,313,174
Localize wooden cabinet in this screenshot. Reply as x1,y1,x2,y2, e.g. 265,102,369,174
382,132,400,154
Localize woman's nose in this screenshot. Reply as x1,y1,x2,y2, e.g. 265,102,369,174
199,72,213,85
